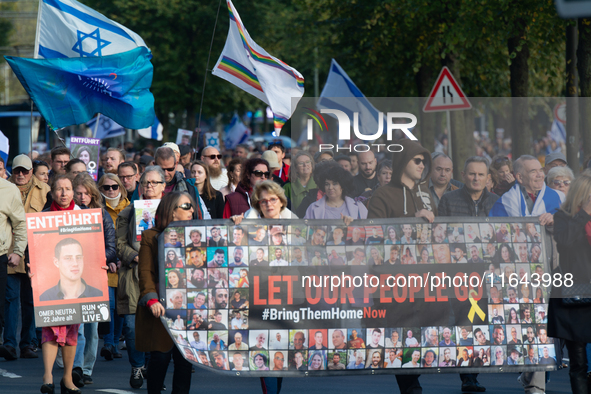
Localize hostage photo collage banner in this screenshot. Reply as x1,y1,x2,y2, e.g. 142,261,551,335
158,218,557,376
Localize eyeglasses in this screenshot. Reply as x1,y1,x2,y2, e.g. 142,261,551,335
161,167,176,173
252,170,270,178
552,179,571,187
259,197,279,206
176,202,194,211
101,184,120,191
205,154,223,160
118,174,136,181
141,181,164,188
412,158,425,165
275,356,284,361
12,167,30,175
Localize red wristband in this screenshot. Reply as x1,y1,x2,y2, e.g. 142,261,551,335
147,299,159,308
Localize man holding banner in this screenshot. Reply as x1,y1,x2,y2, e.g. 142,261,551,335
438,156,498,393
489,155,564,394
368,141,438,394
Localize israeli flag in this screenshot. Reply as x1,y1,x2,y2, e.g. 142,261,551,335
35,0,148,59
138,117,163,141
0,130,9,164
86,115,125,139
318,59,384,140
549,119,566,144
224,114,250,149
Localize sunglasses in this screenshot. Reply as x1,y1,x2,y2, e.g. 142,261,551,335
161,167,176,172
552,180,571,187
12,167,30,175
101,184,120,191
205,154,223,160
176,202,194,211
252,170,271,178
412,158,425,165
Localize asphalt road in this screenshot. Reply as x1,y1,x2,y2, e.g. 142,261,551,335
0,341,573,394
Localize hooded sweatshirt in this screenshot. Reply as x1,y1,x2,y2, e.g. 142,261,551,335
367,140,438,218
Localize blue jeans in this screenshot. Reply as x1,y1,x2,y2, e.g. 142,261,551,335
122,314,145,368
3,273,36,349
103,287,123,348
74,322,99,376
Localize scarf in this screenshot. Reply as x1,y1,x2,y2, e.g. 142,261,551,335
102,192,121,209
489,182,564,217
16,177,34,204
50,199,75,211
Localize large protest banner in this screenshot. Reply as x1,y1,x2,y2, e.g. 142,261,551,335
158,218,558,376
27,209,110,327
69,137,100,181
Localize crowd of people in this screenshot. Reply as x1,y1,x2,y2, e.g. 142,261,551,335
0,136,588,394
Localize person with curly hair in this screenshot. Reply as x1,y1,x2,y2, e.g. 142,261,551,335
303,162,367,223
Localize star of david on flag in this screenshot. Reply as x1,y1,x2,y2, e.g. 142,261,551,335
35,0,148,59
72,28,111,57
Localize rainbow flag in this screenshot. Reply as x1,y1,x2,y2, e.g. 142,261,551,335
212,0,304,134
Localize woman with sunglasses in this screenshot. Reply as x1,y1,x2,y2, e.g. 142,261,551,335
97,173,129,362
136,191,200,393
547,166,574,196
115,166,166,387
490,155,515,196
190,160,224,218
223,158,271,220
71,173,117,382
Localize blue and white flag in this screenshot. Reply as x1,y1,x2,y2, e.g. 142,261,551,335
0,130,9,164
549,119,566,144
35,0,148,59
318,59,384,139
5,47,155,130
86,115,125,139
138,117,163,141
489,182,564,218
224,114,250,149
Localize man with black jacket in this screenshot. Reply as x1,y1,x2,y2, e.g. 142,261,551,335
438,156,499,217
438,156,498,393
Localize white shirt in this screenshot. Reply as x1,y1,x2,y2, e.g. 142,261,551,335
405,337,418,347
385,358,401,368
270,258,288,266
209,168,229,191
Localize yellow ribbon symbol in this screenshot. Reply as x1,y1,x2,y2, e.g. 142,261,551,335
467,289,486,323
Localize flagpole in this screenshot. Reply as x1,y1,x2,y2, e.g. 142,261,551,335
30,101,34,155
196,0,223,151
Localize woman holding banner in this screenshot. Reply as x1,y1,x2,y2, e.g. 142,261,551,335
303,163,367,224
71,173,117,384
38,174,100,394
115,166,166,389
137,191,201,393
